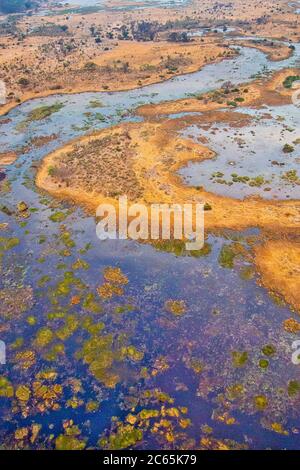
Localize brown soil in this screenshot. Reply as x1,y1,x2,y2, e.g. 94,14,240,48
255,240,300,313
0,151,18,165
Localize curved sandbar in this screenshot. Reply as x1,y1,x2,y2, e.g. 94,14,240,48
36,115,300,234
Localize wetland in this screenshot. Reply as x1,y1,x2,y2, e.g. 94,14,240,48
0,0,299,451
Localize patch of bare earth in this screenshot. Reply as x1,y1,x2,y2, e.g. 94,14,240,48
255,240,300,313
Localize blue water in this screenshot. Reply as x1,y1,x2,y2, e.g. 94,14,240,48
179,105,300,200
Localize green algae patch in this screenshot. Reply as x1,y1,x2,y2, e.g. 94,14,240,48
54,271,86,297
282,169,300,184
11,337,24,349
16,385,31,402
99,423,143,450
27,103,64,122
138,409,160,420
187,358,204,374
261,344,276,356
226,384,245,401
259,359,269,369
60,231,76,248
26,315,37,326
44,343,65,361
0,376,14,398
0,236,20,251
56,432,86,450
164,300,187,317
55,315,79,341
287,380,300,397
34,327,54,349
49,211,67,223
72,259,90,270
114,304,135,315
122,346,144,362
282,143,294,153
86,400,100,413
239,266,255,281
89,99,104,108
254,395,268,410
76,335,121,388
153,239,211,257
82,293,103,314
218,244,237,269
37,275,51,288
82,317,105,335
232,351,248,368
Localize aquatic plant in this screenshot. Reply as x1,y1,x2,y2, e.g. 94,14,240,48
0,376,14,398
282,143,294,153
56,424,86,450
218,244,236,269
258,359,269,369
254,395,268,410
76,334,121,388
89,99,104,108
283,75,300,89
14,350,36,370
99,423,143,450
153,239,211,257
27,103,64,122
261,344,276,356
55,315,79,341
49,211,67,223
287,380,300,397
232,351,248,368
282,170,300,184
103,267,129,285
82,293,102,314
34,327,54,349
16,385,31,402
164,300,187,316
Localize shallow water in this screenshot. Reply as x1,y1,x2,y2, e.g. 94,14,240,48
0,35,300,449
188,26,236,37
49,0,190,13
179,105,300,200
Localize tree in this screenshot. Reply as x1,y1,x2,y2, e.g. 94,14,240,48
0,0,37,14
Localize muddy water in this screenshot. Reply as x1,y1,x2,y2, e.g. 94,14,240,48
0,40,300,449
